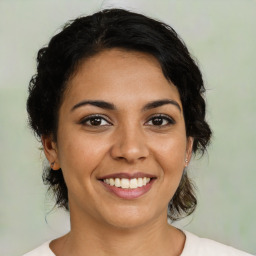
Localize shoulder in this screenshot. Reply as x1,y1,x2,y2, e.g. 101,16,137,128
22,241,55,256
181,231,254,256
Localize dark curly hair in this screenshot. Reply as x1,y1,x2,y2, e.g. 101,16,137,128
27,8,211,221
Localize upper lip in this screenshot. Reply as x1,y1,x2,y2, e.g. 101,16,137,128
98,172,156,180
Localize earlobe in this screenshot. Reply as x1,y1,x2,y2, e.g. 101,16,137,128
185,137,194,166
41,135,60,170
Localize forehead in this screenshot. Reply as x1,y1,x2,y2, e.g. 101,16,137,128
63,48,181,110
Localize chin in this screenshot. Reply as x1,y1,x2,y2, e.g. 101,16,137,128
100,205,157,230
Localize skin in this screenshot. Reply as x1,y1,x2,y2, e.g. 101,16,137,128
43,48,193,256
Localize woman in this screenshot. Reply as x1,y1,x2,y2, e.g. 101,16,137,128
24,8,253,256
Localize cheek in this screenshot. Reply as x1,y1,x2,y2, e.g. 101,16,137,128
153,132,187,167
56,129,109,183
150,131,187,187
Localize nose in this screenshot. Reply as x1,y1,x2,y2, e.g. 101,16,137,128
110,124,149,163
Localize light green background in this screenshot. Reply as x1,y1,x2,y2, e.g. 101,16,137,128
0,1,255,255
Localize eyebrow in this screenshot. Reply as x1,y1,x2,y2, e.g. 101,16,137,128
71,99,181,112
142,99,181,112
71,100,116,111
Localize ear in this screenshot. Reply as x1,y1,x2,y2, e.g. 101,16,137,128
41,135,60,170
185,136,194,167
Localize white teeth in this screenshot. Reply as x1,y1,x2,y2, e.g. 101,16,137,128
121,178,130,188
137,177,143,187
103,177,151,189
130,178,138,189
115,178,121,187
109,178,115,186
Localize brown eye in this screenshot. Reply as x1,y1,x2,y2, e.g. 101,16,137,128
146,114,175,126
89,117,103,126
152,117,164,125
80,115,111,126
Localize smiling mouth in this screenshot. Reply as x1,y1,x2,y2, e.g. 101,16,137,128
103,177,151,189
98,172,156,199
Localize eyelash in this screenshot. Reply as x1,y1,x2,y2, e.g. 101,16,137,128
80,114,175,127
80,114,111,127
146,114,175,126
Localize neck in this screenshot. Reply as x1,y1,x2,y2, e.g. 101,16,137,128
50,207,185,256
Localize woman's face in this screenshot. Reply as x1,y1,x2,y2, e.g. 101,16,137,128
44,49,193,229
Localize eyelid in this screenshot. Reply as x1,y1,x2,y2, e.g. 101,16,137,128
145,113,176,125
79,113,175,127
79,114,112,126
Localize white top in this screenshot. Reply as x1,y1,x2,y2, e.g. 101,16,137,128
23,231,254,256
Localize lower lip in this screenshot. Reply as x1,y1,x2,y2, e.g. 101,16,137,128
100,179,155,199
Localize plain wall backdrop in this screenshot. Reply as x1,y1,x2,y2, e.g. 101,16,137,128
0,0,255,255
